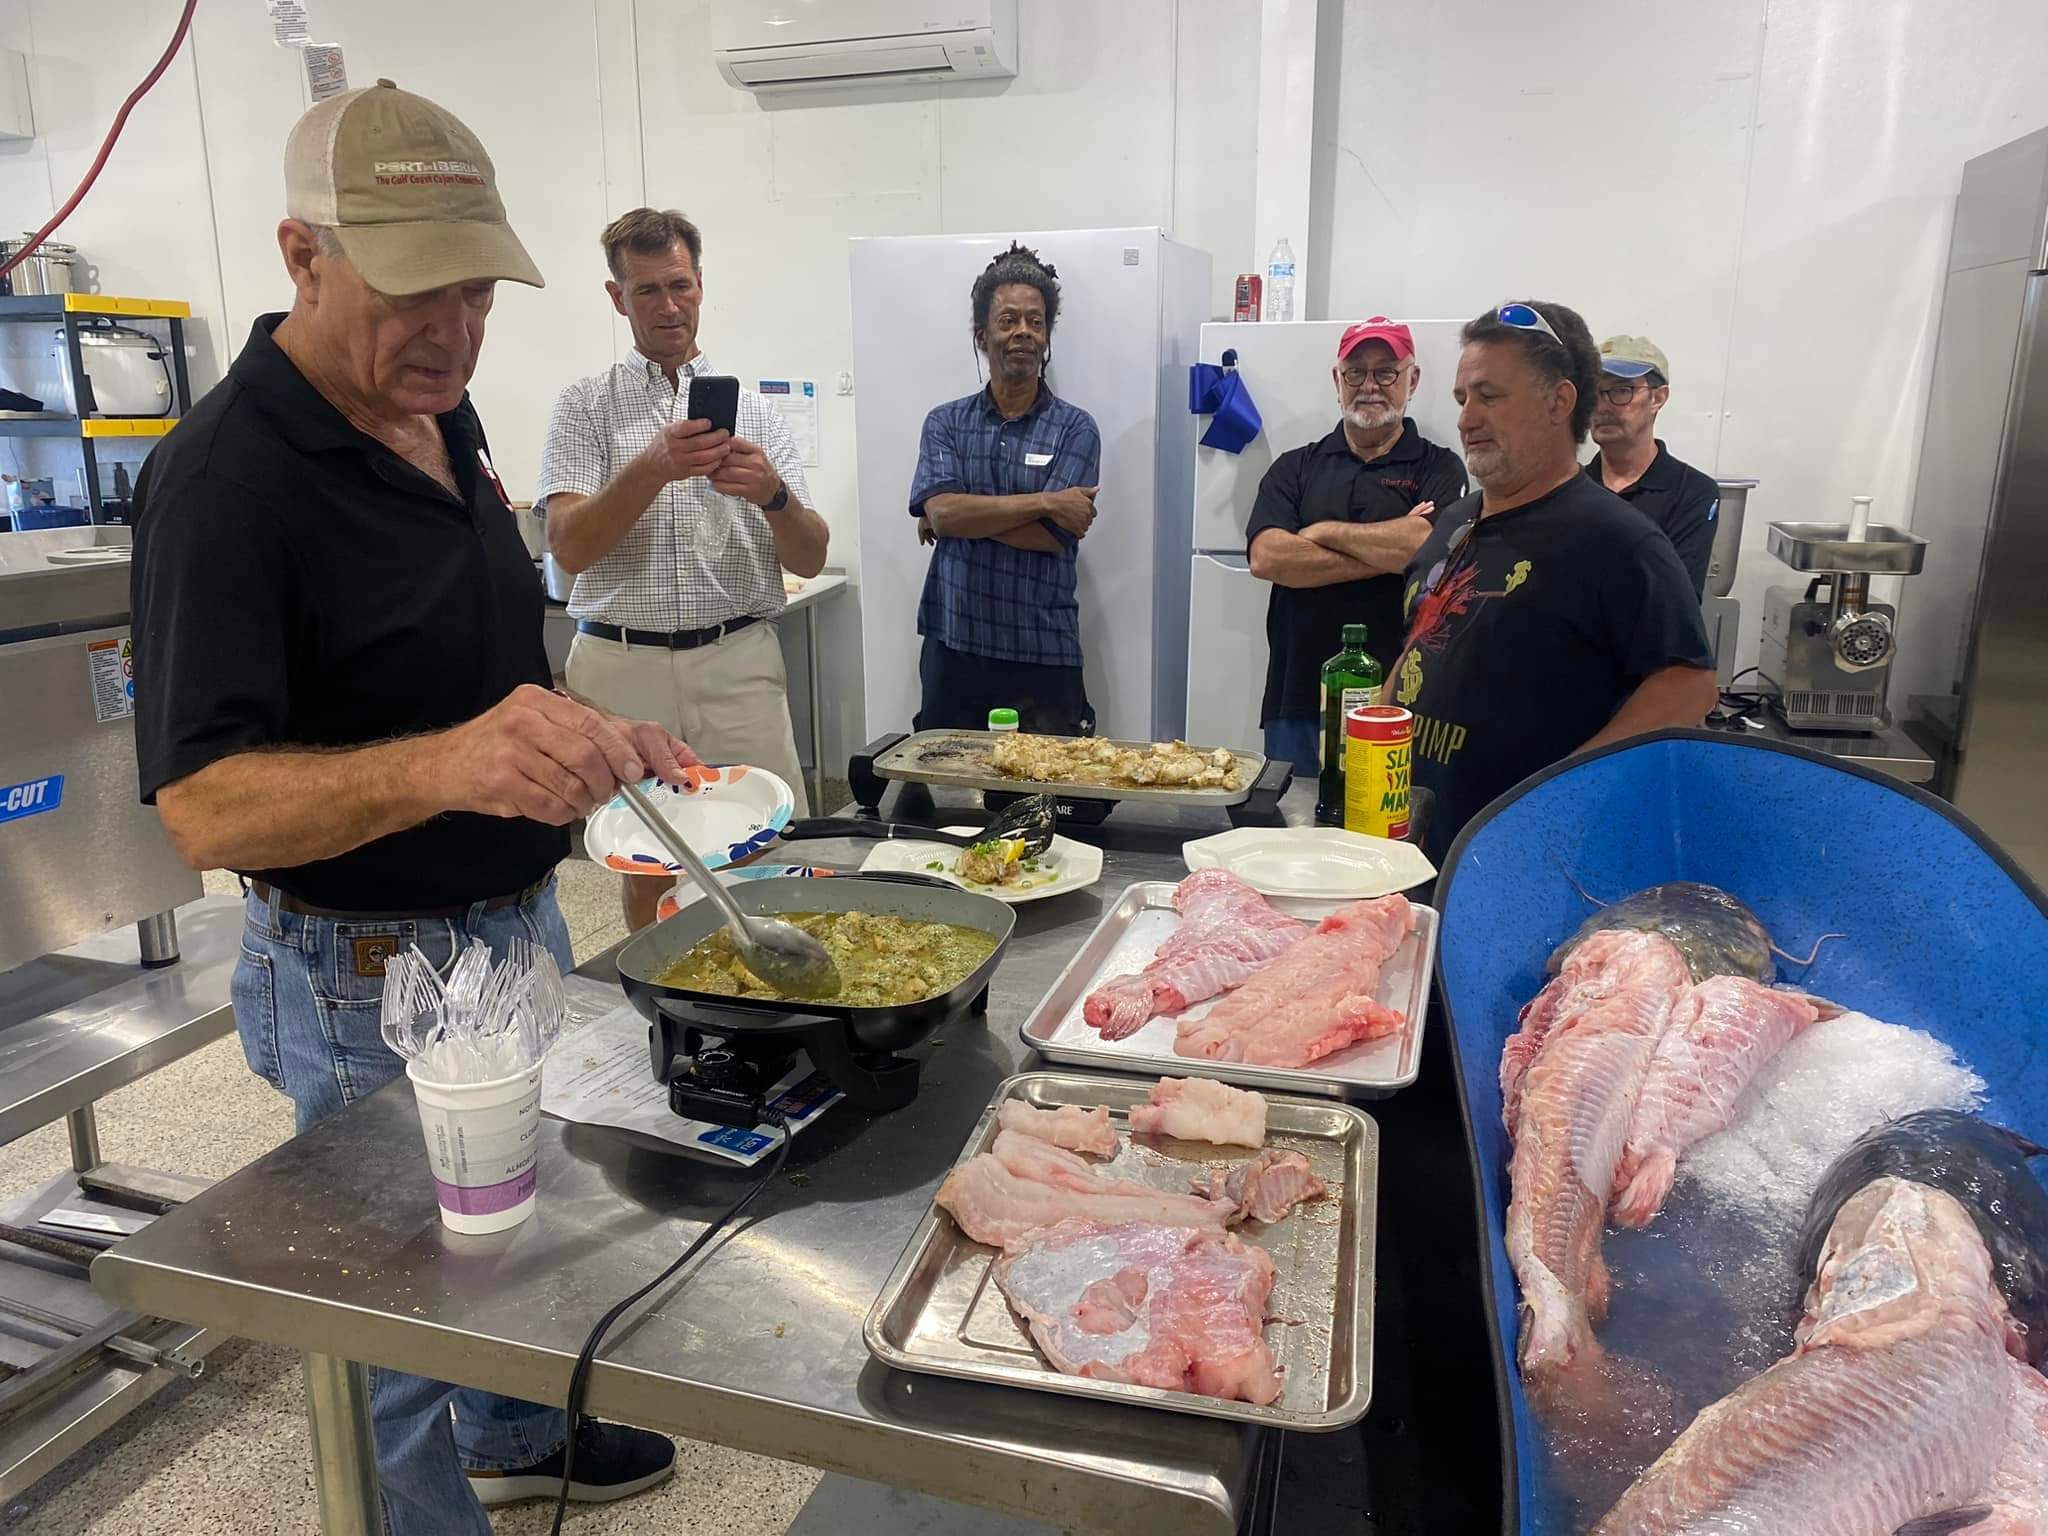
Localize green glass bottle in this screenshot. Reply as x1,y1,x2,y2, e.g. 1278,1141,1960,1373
1316,623,1383,825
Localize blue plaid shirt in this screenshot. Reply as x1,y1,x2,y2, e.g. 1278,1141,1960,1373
909,385,1101,667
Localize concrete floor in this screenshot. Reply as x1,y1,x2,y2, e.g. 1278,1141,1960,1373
0,858,827,1534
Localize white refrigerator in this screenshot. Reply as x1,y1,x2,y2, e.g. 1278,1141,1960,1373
1186,319,1471,751
849,229,1212,744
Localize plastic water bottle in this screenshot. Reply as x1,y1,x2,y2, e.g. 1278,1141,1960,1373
1264,238,1296,323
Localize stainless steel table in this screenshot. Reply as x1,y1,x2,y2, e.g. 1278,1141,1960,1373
93,805,1301,1535
1706,708,1937,785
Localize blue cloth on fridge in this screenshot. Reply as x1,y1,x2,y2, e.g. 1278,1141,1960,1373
1188,351,1263,453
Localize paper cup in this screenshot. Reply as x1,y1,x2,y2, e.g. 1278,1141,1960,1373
407,1059,543,1234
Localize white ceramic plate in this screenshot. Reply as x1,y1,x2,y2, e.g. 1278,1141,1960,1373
583,765,795,877
859,827,1104,904
655,864,835,923
1180,825,1435,899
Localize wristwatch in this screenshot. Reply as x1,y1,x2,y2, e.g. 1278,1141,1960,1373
763,480,789,513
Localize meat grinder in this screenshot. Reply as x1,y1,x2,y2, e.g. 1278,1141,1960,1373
1757,507,1928,732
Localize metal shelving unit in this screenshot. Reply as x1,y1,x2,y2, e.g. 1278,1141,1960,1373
0,294,192,523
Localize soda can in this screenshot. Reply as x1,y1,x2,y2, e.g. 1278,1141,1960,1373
1233,272,1262,322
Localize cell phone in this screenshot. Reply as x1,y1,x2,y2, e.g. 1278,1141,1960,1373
686,374,740,438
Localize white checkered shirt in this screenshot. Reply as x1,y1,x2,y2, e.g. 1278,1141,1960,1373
536,351,813,630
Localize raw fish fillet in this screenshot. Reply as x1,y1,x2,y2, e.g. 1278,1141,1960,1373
1594,1178,2018,1535
1501,928,1682,1140
1082,871,1307,1041
1947,1357,2048,1534
991,1219,1282,1404
1128,1077,1267,1148
1609,975,1830,1227
936,1134,1232,1248
997,1100,1118,1158
1194,1149,1327,1224
1503,930,1689,1373
1174,895,1415,1068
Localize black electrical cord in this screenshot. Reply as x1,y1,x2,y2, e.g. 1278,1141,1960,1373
547,1109,790,1536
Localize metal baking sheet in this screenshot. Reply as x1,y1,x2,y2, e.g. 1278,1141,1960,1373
1018,883,1437,1098
864,1071,1377,1430
871,729,1267,807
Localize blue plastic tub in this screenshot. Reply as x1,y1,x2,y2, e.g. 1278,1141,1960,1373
1433,728,2048,1533
8,503,90,531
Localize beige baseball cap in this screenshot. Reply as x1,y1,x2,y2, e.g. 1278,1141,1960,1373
284,79,542,296
1598,335,1670,381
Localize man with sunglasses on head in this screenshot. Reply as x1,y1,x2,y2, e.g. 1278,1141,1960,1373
1246,319,1466,776
1584,335,1719,596
1391,301,1718,861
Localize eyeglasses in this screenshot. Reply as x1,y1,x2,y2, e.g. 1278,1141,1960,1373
1597,381,1649,406
1339,363,1407,389
1496,302,1565,350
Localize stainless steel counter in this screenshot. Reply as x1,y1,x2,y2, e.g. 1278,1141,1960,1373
1706,708,1937,785
93,811,1296,1535
0,895,241,1146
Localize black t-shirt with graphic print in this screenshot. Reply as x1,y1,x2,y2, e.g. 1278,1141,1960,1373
1393,472,1714,863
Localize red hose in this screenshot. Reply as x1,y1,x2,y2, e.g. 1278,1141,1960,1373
0,0,201,281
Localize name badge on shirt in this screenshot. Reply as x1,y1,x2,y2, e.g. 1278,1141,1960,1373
1023,452,1055,467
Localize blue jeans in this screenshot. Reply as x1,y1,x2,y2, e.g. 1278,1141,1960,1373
232,879,573,1536
1263,715,1322,781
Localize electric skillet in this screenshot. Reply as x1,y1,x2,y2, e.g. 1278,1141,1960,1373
616,873,1016,1127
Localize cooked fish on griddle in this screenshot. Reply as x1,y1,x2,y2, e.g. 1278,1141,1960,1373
989,733,1245,791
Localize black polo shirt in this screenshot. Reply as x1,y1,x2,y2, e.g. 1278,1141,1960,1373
131,315,566,912
1583,440,1719,596
1245,419,1466,725
1395,473,1715,863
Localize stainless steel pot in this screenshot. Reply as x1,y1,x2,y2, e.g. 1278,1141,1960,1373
2,238,80,296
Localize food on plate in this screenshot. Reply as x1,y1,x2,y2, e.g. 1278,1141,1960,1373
655,911,996,1006
1549,879,1780,984
935,1133,1233,1248
1083,870,1306,1041
1594,1178,2025,1535
1128,1077,1267,1148
1174,894,1415,1067
950,837,1058,892
1500,928,1691,1374
997,1100,1118,1158
1798,1110,2048,1368
1609,976,1835,1227
991,1219,1282,1405
1195,1149,1327,1225
989,732,1247,792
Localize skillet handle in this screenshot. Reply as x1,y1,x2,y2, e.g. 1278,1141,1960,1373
779,818,973,847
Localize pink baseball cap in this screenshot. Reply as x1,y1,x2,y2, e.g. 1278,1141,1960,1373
1338,317,1415,362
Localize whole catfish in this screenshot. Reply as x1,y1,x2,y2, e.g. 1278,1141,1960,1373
1800,1109,2048,1367
1549,881,1777,984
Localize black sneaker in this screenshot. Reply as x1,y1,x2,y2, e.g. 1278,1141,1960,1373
466,1419,676,1507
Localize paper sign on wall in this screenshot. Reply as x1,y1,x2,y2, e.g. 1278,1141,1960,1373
757,379,820,468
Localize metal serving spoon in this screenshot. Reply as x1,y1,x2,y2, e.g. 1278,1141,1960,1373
618,781,842,1000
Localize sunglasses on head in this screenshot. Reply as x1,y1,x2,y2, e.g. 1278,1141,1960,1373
1497,302,1565,349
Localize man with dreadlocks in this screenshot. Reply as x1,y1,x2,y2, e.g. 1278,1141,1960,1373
907,241,1103,733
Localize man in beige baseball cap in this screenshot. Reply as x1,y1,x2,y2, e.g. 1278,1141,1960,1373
128,81,684,1532
1585,333,1721,595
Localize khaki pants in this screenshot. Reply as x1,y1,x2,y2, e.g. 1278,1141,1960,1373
566,620,812,817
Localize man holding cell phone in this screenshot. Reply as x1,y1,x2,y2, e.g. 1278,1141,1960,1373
540,207,828,931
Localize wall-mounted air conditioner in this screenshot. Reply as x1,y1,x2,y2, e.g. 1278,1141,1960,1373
712,0,1018,94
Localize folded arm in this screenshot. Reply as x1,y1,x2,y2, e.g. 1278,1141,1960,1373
1249,527,1378,588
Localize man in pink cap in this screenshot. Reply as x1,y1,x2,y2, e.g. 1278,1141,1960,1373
1246,317,1465,775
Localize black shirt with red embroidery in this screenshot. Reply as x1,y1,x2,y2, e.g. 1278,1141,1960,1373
1393,472,1714,862
1246,418,1466,725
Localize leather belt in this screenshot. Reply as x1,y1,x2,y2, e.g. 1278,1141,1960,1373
246,878,549,923
576,615,759,650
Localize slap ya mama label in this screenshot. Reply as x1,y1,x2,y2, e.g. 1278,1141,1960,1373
1343,706,1412,839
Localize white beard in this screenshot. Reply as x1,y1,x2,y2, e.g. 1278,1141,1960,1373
1346,402,1401,432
